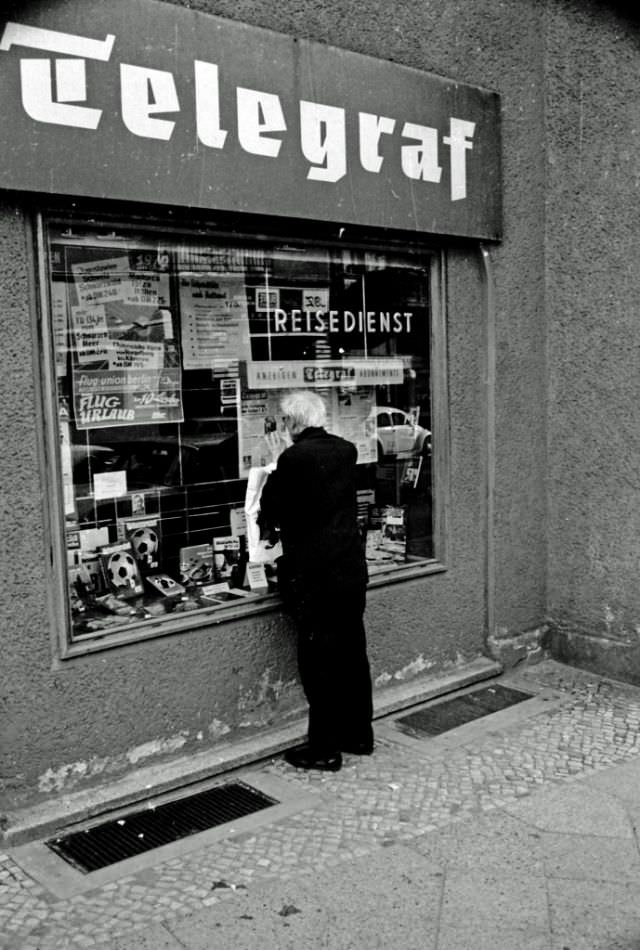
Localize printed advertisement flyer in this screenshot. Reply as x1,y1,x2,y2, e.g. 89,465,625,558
71,257,166,309
73,367,183,429
179,275,251,371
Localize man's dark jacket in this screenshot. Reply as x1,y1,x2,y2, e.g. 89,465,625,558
259,427,367,610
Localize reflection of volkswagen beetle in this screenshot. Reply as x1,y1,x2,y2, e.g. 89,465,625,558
369,407,430,460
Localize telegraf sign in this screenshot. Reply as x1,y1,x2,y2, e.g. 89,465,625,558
247,359,404,390
0,1,501,238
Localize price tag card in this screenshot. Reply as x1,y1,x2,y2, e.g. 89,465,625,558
245,562,269,592
201,582,231,597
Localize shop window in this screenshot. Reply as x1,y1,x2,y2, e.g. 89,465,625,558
41,216,444,647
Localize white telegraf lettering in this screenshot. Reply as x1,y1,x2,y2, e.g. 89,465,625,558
0,21,476,200
443,117,476,200
1,22,114,129
120,64,179,140
359,113,396,173
400,123,442,182
237,87,287,157
299,101,347,183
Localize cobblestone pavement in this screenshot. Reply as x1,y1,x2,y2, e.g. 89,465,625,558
2,659,640,949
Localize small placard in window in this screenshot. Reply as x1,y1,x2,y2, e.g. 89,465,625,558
93,470,127,500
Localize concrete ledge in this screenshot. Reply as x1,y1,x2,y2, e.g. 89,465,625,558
551,627,640,687
2,655,501,847
487,625,550,668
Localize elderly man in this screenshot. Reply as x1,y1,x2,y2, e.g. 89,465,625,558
260,389,374,772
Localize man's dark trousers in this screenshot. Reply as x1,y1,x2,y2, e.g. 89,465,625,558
295,584,373,754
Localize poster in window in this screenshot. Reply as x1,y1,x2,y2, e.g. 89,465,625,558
179,275,251,371
68,253,182,428
72,257,166,309
73,366,183,429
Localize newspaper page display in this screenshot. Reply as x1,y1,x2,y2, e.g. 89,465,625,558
238,390,287,477
325,388,377,465
238,384,378,475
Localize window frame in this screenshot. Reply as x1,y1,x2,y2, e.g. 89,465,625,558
33,205,450,659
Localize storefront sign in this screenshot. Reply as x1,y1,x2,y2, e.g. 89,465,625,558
0,2,501,239
267,309,414,335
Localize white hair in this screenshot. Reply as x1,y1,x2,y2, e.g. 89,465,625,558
280,390,327,430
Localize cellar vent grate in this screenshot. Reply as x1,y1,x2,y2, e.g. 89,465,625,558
395,683,533,738
46,781,278,873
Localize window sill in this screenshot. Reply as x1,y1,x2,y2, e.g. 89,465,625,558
60,559,446,659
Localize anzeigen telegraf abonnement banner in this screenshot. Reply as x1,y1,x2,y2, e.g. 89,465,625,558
0,1,501,240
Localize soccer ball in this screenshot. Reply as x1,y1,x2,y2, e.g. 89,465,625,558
107,552,138,589
130,527,159,563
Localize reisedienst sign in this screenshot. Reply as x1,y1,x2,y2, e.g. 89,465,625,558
0,0,502,239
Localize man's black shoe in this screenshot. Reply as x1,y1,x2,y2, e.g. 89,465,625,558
339,740,374,755
284,745,342,772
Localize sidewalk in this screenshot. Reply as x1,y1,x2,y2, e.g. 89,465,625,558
2,658,640,949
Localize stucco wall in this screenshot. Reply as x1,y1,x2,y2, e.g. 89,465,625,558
545,1,640,680
0,0,549,811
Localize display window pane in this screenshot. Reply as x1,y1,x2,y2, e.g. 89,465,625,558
44,218,438,643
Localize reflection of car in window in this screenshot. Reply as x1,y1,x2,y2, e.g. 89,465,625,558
370,407,430,461
72,417,239,509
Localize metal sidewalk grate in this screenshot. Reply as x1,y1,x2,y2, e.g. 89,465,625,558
46,781,279,873
395,683,533,738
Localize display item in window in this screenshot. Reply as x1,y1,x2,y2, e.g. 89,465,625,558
179,543,214,586
212,535,241,584
99,541,144,598
259,389,374,772
145,574,186,599
126,520,161,572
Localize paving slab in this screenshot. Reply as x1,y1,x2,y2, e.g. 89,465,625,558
542,831,640,883
95,922,183,950
300,843,444,950
579,753,640,795
165,877,331,950
439,867,550,933
407,807,546,875
548,877,640,950
501,782,635,838
167,844,444,950
437,923,551,950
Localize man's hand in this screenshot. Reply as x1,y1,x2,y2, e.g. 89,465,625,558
264,430,291,463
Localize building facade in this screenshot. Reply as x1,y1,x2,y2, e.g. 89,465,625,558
0,0,638,828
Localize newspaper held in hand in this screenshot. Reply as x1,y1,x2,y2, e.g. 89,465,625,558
244,464,283,564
